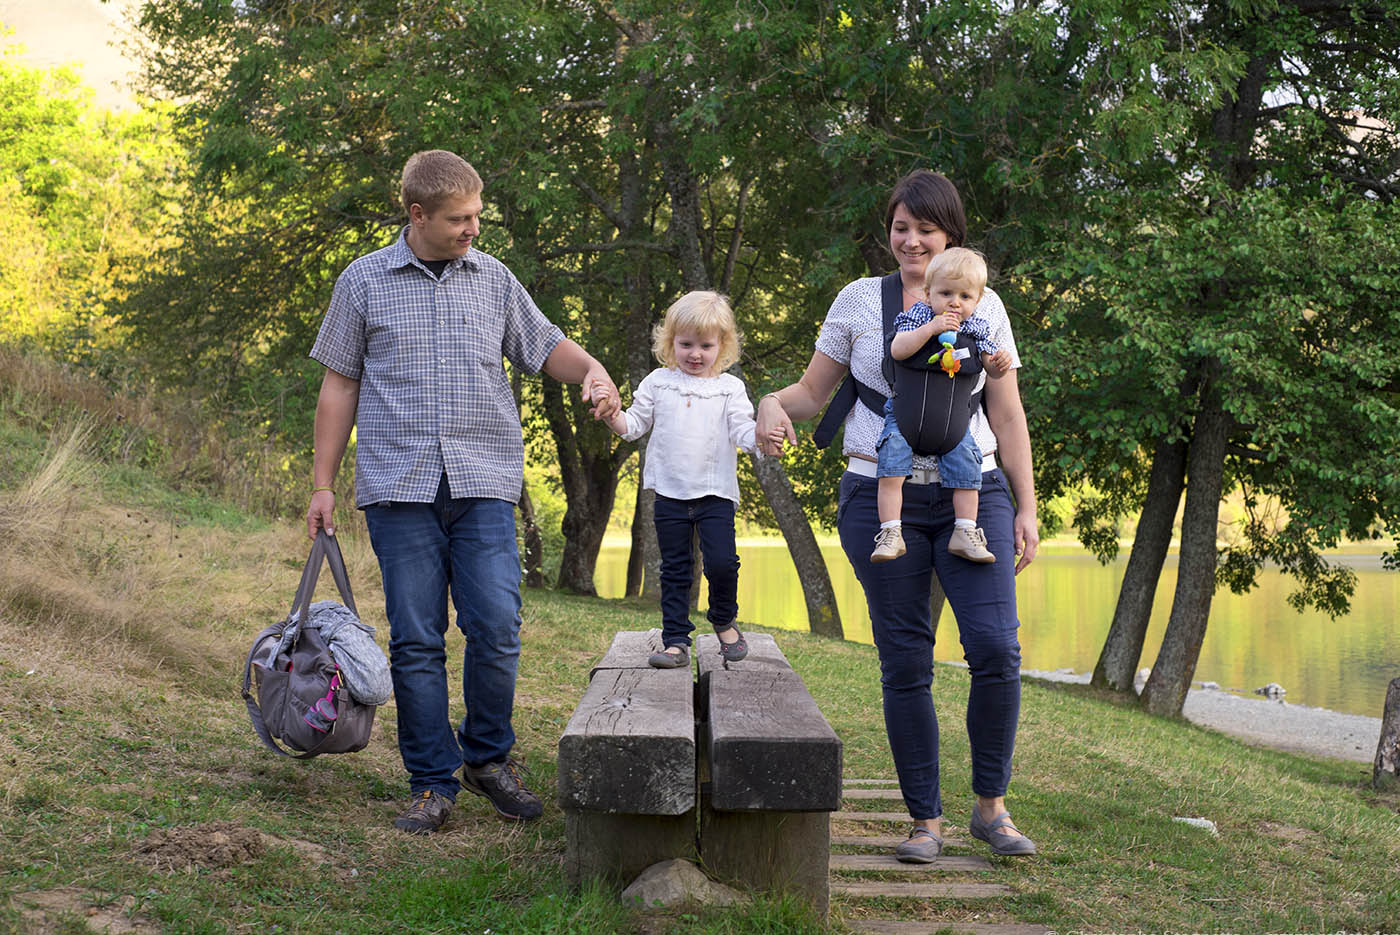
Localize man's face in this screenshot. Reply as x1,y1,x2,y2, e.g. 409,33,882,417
410,193,483,260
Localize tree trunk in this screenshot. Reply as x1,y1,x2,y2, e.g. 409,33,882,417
518,480,546,589
752,452,843,638
1091,437,1188,692
1374,677,1400,790
544,377,627,595
512,368,545,589
1141,382,1232,717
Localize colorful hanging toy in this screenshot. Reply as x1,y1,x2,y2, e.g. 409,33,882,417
931,330,960,378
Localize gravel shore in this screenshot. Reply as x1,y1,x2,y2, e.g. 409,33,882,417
1019,666,1381,763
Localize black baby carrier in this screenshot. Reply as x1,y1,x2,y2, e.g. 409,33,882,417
814,272,984,457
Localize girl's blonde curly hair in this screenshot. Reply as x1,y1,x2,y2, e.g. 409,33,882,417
651,291,742,372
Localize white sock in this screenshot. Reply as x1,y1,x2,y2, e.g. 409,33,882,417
880,520,902,530
954,518,976,531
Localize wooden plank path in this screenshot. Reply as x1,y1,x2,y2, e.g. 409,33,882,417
831,779,1049,935
830,854,992,872
850,922,1051,935
834,810,921,822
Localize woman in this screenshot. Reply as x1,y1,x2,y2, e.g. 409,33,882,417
756,170,1039,862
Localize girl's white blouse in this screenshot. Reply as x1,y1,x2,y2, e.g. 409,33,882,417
619,368,758,504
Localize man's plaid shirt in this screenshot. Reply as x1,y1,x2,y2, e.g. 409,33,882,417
311,229,563,507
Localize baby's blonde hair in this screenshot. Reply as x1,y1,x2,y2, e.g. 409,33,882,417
652,291,742,372
923,246,988,300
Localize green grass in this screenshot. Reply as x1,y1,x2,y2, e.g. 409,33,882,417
2,353,1398,933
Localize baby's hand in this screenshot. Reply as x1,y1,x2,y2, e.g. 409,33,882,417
985,349,1012,374
937,311,961,336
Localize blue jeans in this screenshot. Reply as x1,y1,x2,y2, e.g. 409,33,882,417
937,431,984,491
877,400,914,479
654,494,740,648
836,468,1021,820
363,476,523,798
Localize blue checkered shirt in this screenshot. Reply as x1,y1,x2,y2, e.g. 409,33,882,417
894,301,999,355
311,229,564,507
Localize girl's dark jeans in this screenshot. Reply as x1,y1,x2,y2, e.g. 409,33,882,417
653,494,740,649
837,468,1022,820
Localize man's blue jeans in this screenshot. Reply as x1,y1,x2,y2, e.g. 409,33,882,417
363,478,522,799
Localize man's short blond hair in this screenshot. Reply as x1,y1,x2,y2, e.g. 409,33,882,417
923,246,988,299
400,150,483,215
652,291,742,372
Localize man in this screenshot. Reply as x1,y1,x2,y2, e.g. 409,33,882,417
306,150,619,833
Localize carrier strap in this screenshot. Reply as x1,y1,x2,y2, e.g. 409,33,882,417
813,273,902,449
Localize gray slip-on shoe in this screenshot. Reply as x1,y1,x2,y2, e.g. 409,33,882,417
648,645,689,668
894,826,944,863
969,807,1037,856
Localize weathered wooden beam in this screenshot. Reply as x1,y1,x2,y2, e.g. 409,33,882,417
557,665,695,814
588,628,670,677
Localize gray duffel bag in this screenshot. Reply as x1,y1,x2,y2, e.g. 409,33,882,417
241,532,380,758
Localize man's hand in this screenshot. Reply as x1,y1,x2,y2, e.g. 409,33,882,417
582,365,621,421
307,489,336,540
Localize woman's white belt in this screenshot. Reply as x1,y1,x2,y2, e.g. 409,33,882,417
846,453,997,484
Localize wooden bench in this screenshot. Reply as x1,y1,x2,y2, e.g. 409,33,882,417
696,632,843,915
558,629,842,914
557,630,696,888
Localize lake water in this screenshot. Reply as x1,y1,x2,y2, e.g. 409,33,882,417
594,541,1399,718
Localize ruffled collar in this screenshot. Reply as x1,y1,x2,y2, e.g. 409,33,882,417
649,368,743,398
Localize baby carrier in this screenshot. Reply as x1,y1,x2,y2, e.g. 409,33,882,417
814,272,985,457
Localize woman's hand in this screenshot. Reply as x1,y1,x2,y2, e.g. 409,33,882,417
756,394,795,456
1012,509,1039,574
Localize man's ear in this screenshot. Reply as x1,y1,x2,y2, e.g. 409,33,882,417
407,203,426,226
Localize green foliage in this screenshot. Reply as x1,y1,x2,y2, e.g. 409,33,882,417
1027,1,1400,615
0,42,184,357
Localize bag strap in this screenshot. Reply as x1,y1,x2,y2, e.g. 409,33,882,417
813,272,903,449
291,531,359,624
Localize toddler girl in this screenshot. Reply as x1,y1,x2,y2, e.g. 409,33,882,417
605,291,767,668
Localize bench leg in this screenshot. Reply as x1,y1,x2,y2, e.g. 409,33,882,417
565,808,698,891
699,801,830,917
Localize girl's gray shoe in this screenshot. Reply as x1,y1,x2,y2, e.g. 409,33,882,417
969,807,1037,856
648,646,689,668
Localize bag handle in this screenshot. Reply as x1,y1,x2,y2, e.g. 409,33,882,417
290,530,359,624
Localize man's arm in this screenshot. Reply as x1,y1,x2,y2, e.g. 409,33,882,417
542,338,621,420
306,368,360,539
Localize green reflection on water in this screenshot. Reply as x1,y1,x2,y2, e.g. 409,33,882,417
594,541,1399,718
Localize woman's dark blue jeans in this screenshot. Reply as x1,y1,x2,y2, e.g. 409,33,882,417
837,467,1022,820
363,477,524,799
653,494,740,648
